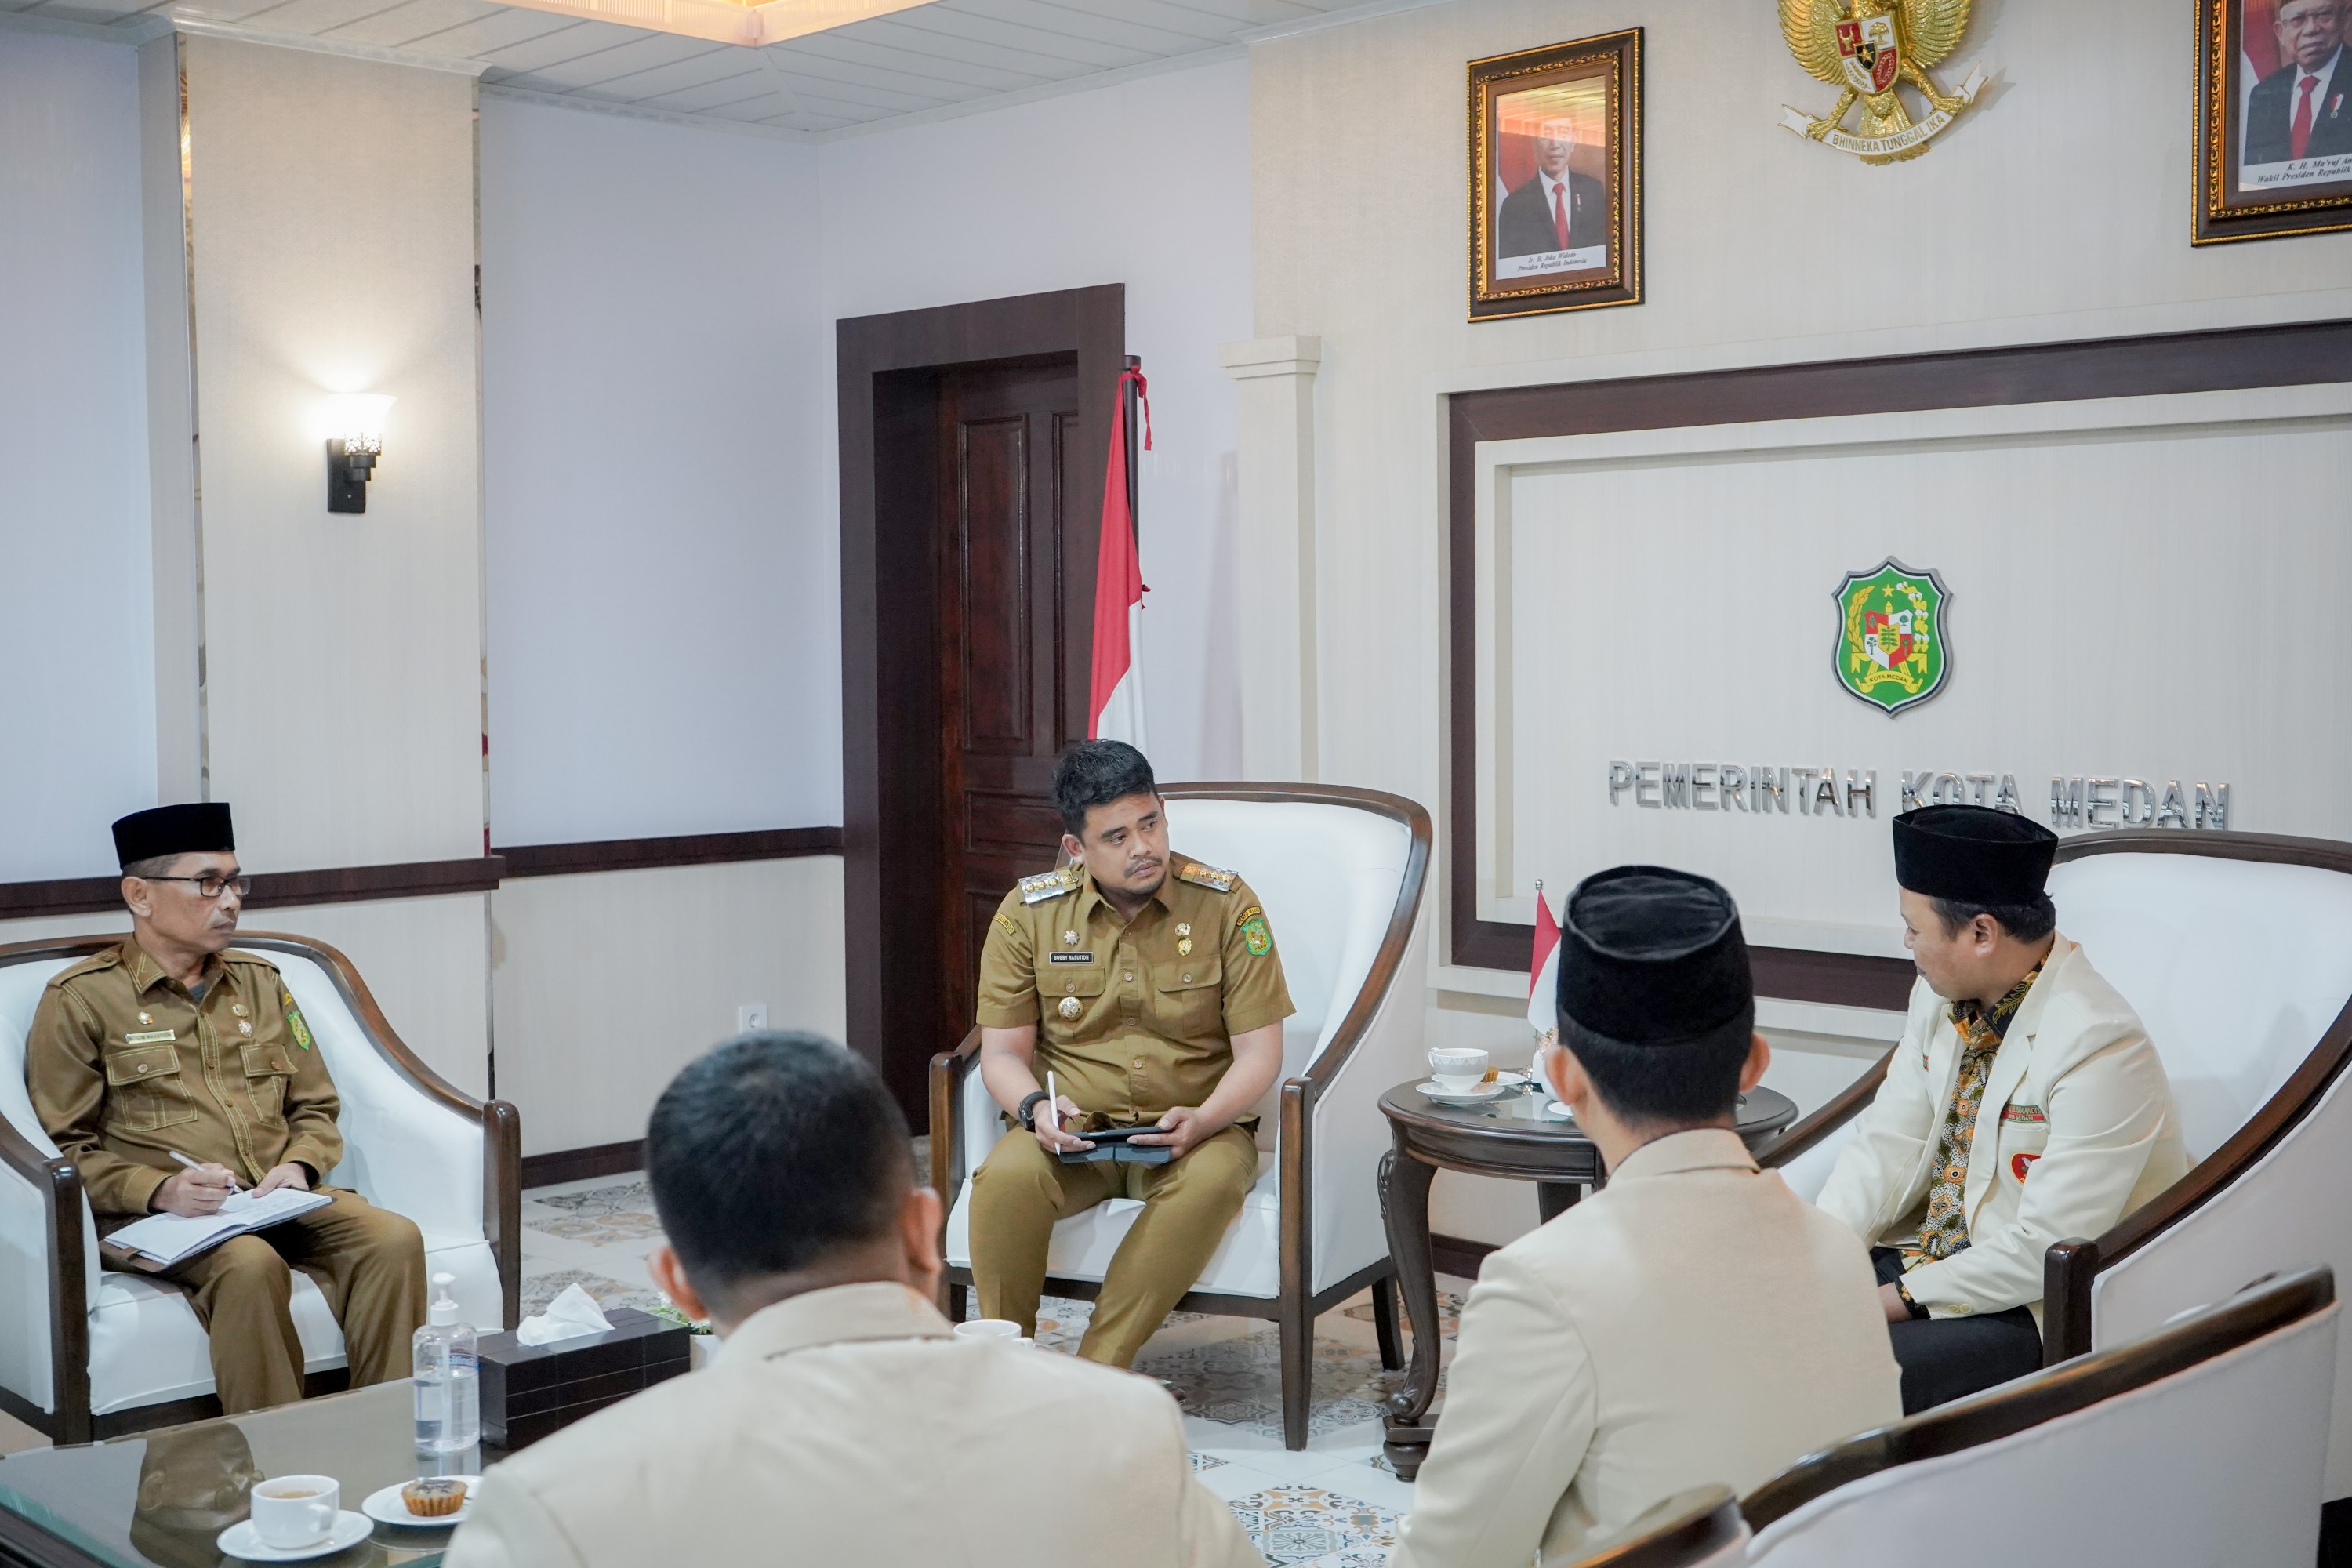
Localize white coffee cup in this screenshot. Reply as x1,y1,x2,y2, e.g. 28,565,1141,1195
250,1475,339,1548
954,1319,1025,1342
1429,1047,1490,1094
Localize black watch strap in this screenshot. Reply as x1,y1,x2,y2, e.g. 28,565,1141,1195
1017,1091,1050,1131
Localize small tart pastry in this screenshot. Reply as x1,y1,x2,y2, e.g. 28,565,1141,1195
401,1477,467,1518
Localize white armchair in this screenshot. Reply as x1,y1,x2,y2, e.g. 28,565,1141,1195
0,931,520,1443
930,782,1432,1450
1741,1266,2338,1566
1756,829,2352,1501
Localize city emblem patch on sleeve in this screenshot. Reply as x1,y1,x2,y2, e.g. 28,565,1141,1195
281,989,314,1051
1237,905,1274,956
1834,558,1950,716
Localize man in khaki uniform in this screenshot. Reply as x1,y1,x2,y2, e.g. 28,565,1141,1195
26,804,425,1414
969,742,1293,1367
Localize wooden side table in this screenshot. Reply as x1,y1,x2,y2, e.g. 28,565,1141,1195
1377,1078,1797,1479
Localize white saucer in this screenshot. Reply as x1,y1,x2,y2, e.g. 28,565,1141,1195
216,1510,372,1561
1545,1101,1577,1120
1419,1079,1509,1105
361,1475,479,1526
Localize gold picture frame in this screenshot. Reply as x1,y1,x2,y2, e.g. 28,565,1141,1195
2194,0,2352,244
1468,27,1642,321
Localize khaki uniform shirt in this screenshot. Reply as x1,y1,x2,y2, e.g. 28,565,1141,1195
25,940,342,1216
447,1283,1265,1568
974,855,1293,1125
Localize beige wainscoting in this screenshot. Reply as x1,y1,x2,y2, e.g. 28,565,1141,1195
488,856,848,1159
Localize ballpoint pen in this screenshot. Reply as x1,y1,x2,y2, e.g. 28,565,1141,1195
169,1149,241,1192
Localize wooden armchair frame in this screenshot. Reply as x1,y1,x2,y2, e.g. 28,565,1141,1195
1751,829,2352,1368
928,782,1433,1450
0,931,521,1445
1544,1486,1744,1568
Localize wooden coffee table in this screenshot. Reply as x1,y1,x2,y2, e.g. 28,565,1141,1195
1377,1076,1798,1478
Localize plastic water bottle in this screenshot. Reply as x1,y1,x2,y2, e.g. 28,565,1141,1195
412,1272,480,1452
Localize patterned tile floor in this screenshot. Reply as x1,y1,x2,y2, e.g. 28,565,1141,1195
518,1171,1472,1564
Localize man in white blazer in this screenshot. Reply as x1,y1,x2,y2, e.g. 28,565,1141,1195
448,1032,1262,1568
1390,868,1902,1568
1815,805,2187,1414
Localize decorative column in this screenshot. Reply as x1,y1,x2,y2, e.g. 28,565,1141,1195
1218,336,1321,782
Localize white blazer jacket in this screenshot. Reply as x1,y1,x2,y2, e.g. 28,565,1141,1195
1391,1130,1902,1568
1814,935,2189,1325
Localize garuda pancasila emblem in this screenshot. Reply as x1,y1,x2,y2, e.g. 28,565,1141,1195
1777,0,1989,165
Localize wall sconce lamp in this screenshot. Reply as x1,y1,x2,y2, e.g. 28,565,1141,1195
325,394,394,514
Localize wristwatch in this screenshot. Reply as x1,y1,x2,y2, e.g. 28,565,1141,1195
1017,1091,1050,1131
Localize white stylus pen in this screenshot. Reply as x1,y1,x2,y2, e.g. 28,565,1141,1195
1045,1069,1058,1137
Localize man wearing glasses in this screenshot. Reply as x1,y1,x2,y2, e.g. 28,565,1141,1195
24,804,425,1413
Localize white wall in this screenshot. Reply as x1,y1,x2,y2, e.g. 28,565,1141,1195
0,31,156,879
169,37,487,873
819,60,1256,780
1243,0,2352,1246
479,96,838,846
1249,0,2352,851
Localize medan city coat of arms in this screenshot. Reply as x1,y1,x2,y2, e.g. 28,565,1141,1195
1777,0,1989,164
1835,560,1949,715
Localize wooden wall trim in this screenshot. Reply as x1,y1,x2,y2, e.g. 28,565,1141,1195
1446,317,2352,1009
1429,1232,1497,1280
519,1138,645,1190
496,827,843,879
0,829,852,920
0,856,506,920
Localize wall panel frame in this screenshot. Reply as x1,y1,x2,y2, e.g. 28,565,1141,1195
1446,318,2352,1006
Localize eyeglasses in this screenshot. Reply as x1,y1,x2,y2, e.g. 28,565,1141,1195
143,874,252,900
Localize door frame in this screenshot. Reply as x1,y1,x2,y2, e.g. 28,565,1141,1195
837,285,1126,1116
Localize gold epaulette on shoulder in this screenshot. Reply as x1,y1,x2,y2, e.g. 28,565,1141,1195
1176,860,1237,893
1018,864,1081,904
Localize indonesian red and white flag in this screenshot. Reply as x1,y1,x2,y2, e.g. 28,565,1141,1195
1526,881,1560,1040
1088,365,1151,748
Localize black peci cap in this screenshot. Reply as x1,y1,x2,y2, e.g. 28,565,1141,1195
1557,866,1754,1046
1892,805,2056,907
113,804,235,870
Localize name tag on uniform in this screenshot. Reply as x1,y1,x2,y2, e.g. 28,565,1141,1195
124,1029,176,1045
2001,1104,2046,1124
1047,953,1095,964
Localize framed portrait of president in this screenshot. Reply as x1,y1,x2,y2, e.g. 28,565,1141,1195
1468,27,1642,321
2196,0,2352,243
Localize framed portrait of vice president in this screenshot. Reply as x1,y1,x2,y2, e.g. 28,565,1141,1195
1468,27,1642,320
2196,0,2352,242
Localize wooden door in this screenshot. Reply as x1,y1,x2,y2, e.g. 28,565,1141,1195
937,359,1084,1045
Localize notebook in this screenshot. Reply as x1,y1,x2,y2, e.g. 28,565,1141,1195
101,1186,333,1267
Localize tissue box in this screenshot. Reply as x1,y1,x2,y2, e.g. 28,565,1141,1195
478,1307,692,1450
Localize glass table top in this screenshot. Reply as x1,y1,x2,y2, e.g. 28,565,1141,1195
0,1382,492,1568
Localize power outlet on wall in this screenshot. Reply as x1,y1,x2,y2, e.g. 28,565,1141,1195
738,1003,769,1033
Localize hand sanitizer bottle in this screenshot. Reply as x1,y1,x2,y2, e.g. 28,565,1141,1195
412,1272,480,1452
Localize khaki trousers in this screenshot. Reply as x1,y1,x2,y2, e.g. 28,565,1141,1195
107,1187,428,1415
968,1124,1258,1367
